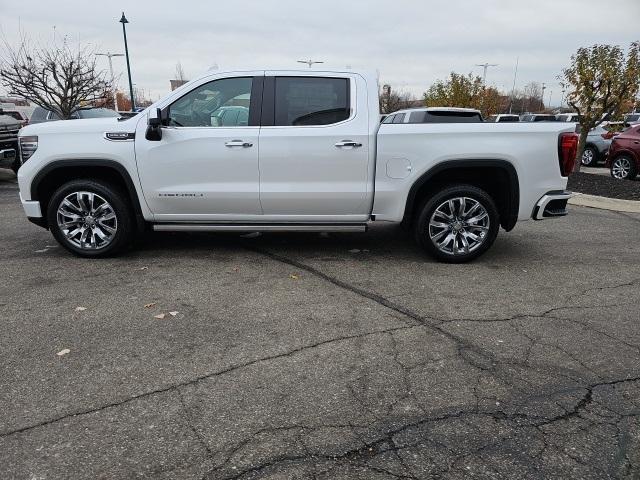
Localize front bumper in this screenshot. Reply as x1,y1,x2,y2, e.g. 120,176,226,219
532,191,572,220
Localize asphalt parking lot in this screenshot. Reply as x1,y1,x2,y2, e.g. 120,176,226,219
1,169,639,479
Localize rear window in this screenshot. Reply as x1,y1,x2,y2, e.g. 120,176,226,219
392,113,406,123
30,107,48,123
408,111,483,123
497,115,519,122
274,77,350,126
79,108,120,119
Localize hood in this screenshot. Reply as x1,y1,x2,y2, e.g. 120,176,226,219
20,116,137,136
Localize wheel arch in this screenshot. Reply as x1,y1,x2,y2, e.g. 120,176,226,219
402,159,520,232
30,159,145,231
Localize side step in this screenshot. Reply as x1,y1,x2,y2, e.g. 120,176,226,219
152,223,368,233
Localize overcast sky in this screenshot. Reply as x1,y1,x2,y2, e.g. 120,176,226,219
1,0,639,106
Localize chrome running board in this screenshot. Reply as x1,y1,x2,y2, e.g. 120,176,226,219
153,223,368,233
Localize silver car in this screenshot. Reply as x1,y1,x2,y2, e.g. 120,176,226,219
581,125,614,167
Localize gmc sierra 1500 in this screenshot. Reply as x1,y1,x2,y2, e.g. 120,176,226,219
17,68,578,262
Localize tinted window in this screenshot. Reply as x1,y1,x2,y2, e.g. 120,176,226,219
29,107,48,123
79,108,119,119
408,111,482,123
382,114,395,124
169,77,252,127
497,115,519,122
274,77,350,126
392,113,406,123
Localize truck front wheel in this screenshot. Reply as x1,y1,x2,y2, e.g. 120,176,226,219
414,185,500,263
46,179,134,257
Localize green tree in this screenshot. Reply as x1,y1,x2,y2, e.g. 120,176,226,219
561,42,640,171
423,72,501,117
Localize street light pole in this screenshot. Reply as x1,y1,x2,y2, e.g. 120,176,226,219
297,59,324,68
96,52,124,110
475,62,498,85
119,12,135,111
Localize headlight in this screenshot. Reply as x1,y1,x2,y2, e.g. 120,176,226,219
19,135,38,162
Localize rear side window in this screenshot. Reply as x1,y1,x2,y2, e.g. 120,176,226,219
274,77,350,126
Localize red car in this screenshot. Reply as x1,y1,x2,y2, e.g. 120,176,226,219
606,124,640,180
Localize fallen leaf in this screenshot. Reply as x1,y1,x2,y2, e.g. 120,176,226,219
75,306,86,312
289,274,299,280
57,348,70,356
144,303,156,308
169,311,179,316
154,313,166,319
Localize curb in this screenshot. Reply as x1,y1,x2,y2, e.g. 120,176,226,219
569,193,640,213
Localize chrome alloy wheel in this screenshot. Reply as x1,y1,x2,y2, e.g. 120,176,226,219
612,157,631,179
581,149,594,165
56,191,117,249
428,197,490,255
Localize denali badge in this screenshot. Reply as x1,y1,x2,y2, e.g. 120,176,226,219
159,193,204,197
104,132,135,141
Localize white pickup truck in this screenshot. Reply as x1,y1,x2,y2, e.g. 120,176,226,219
16,68,579,262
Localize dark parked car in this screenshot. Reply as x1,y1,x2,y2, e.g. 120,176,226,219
0,113,21,173
606,125,640,180
29,106,120,124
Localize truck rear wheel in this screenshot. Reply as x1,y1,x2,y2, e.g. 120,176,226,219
46,179,134,257
414,184,499,263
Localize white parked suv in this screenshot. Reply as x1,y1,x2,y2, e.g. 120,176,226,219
17,68,578,262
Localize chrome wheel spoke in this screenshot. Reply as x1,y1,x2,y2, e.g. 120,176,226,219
57,191,117,250
428,196,490,256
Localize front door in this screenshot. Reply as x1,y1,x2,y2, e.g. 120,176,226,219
135,75,263,221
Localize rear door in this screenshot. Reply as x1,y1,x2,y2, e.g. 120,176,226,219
258,72,371,219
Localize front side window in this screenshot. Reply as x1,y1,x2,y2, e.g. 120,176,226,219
274,77,350,126
168,77,252,127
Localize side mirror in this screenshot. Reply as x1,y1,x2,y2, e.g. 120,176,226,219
146,108,163,141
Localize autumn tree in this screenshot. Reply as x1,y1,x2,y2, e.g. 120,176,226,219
0,36,111,119
423,72,502,117
561,42,640,171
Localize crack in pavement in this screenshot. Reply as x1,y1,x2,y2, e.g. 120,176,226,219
0,324,419,439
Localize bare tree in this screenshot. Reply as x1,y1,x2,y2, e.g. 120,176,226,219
0,35,111,119
175,62,186,82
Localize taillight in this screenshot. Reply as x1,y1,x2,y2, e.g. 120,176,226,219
19,135,38,162
558,132,578,176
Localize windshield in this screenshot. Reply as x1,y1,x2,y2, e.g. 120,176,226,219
79,108,120,119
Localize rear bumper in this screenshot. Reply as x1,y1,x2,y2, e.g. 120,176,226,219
532,191,571,220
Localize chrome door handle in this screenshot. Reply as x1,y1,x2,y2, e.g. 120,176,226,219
335,140,362,148
225,140,253,148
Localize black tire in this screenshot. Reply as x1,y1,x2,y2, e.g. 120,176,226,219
46,179,134,257
413,184,500,263
580,146,598,167
610,155,637,180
